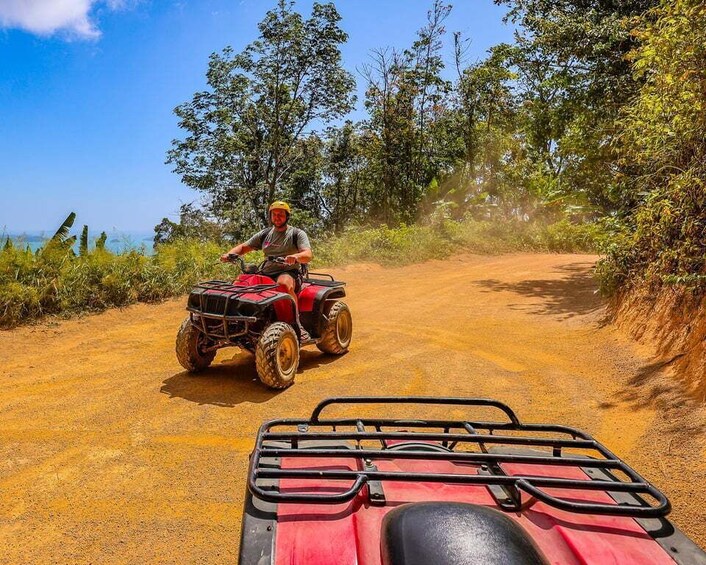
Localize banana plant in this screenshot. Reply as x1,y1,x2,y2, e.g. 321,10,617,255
79,225,89,256
43,212,77,255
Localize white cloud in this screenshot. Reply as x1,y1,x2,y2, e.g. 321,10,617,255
0,0,128,39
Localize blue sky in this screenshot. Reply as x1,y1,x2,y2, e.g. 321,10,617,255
0,0,515,234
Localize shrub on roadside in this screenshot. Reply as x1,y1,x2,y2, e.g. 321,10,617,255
0,239,238,328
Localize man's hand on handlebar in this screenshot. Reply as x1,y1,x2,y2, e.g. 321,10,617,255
265,256,292,265
220,253,239,263
284,255,299,266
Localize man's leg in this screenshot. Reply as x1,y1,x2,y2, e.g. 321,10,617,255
276,273,310,340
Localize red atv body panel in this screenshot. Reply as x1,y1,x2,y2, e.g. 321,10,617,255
231,273,344,322
242,397,706,565
234,273,295,324
296,283,321,313
186,272,346,344
272,458,674,565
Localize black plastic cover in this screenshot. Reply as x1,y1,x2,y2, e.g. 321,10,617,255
381,502,549,565
188,286,237,316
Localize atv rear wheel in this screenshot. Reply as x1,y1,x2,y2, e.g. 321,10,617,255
255,322,300,389
176,317,216,372
317,301,352,355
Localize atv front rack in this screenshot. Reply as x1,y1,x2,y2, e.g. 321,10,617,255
248,397,671,518
193,279,279,296
187,280,281,340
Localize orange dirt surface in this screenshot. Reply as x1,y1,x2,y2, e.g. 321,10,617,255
1,253,705,563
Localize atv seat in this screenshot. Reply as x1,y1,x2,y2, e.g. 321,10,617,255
380,502,548,565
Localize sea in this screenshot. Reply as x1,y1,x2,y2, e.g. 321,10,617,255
4,230,156,255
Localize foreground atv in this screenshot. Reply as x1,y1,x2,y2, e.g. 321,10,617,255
241,397,706,564
176,255,351,389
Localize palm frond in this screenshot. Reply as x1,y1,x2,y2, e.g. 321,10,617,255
51,212,76,244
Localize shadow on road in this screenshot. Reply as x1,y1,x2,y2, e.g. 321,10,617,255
614,355,706,437
161,348,343,407
474,263,603,319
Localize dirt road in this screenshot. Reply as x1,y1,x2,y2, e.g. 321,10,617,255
1,253,705,563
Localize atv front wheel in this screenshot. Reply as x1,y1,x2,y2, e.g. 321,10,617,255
176,317,216,372
317,301,352,355
255,322,300,389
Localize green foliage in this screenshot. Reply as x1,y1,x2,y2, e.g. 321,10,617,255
1,214,603,328
96,231,107,250
495,0,660,211
315,218,601,268
154,203,225,245
45,212,77,255
163,1,648,243
598,0,706,293
359,1,454,224
144,0,702,303
79,225,89,257
0,236,238,328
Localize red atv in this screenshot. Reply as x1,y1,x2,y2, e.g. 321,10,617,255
175,255,352,388
241,397,706,564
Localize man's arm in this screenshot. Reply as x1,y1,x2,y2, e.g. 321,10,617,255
220,228,268,262
284,229,313,266
284,247,313,265
220,243,256,262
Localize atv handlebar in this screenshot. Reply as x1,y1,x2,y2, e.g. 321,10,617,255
223,253,295,274
224,254,288,264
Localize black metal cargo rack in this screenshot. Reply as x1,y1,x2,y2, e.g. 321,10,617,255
187,280,280,340
192,279,279,296
248,397,671,518
304,272,347,287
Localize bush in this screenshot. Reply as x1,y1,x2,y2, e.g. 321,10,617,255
0,239,239,328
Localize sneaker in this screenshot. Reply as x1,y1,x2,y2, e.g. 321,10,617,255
299,328,312,342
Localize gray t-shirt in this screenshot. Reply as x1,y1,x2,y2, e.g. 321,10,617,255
245,226,311,275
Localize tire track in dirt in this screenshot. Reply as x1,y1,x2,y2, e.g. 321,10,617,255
1,253,704,563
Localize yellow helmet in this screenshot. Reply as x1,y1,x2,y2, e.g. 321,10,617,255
268,201,291,214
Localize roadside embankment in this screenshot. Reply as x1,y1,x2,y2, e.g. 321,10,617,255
612,287,706,401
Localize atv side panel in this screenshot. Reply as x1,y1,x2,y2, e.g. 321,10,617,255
298,283,346,337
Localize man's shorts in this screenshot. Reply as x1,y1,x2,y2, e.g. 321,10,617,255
267,269,304,293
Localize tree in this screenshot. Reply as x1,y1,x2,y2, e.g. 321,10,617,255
602,0,706,286
154,203,224,245
79,225,89,257
360,1,452,224
361,47,415,223
495,0,660,212
320,122,367,232
95,232,108,251
43,212,76,255
447,40,517,215
406,0,453,188
167,0,355,238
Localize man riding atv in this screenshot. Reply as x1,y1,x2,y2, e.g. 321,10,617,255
221,201,313,340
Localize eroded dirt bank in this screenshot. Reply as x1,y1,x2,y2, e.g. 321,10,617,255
612,286,706,401
1,253,705,563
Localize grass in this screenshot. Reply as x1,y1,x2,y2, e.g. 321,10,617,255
315,218,602,267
